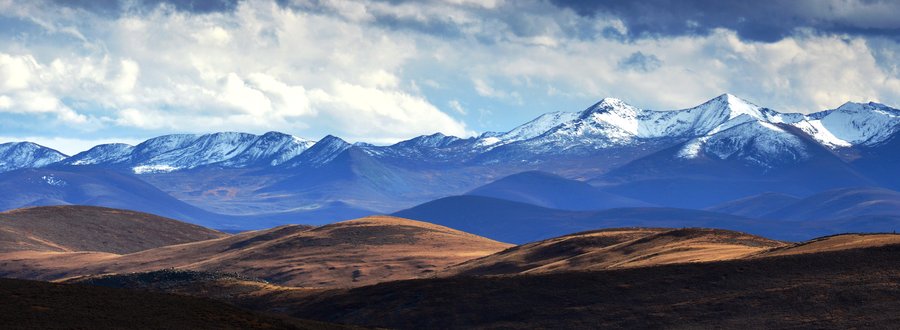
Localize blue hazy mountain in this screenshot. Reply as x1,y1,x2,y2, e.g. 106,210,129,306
0,167,373,229
728,187,900,220
392,195,792,243
706,192,802,218
393,195,900,243
466,171,651,210
0,94,897,229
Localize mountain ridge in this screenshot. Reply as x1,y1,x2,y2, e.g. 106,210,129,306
3,94,896,174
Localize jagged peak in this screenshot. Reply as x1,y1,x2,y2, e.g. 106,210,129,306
316,134,350,146
689,93,765,121
584,97,638,112
836,101,898,113
0,141,67,155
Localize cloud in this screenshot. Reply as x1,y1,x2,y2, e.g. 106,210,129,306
551,0,900,42
617,51,662,73
0,0,896,150
448,100,467,115
0,0,471,142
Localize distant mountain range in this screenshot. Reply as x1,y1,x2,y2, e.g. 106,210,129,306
1,93,898,228
6,94,898,175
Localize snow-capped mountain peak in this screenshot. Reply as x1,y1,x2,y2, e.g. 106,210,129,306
283,135,352,167
481,111,580,147
59,131,316,173
678,119,810,167
398,133,461,148
793,101,900,147
710,93,766,119
221,131,315,167
0,142,67,172
1,94,897,174
64,143,135,166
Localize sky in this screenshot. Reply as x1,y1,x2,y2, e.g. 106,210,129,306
0,0,898,154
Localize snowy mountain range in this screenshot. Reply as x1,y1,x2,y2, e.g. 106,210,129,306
3,93,898,175
2,93,899,228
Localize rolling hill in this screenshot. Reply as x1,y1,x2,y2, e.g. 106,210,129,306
0,206,227,254
444,228,786,276
288,241,900,329
0,216,511,288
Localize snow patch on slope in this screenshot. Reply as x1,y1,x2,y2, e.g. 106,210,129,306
0,142,67,172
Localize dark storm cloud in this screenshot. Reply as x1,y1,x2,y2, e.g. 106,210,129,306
551,0,900,42
618,52,662,73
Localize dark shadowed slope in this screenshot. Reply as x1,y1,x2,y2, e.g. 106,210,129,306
852,133,900,190
0,278,345,330
466,170,651,210
444,228,786,276
0,206,227,254
0,216,511,288
290,242,900,329
393,195,793,243
707,192,801,218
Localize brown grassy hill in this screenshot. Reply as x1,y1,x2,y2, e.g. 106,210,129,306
32,231,900,329
0,206,227,254
0,216,511,288
0,277,351,329
445,227,787,276
756,233,900,257
289,244,900,329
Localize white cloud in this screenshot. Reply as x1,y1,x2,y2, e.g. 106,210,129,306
0,53,37,90
0,0,896,145
448,100,466,115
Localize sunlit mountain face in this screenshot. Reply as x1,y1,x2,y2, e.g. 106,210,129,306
1,1,900,329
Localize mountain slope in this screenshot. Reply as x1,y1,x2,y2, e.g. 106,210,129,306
0,142,66,173
64,132,315,173
706,192,802,218
763,187,900,221
851,133,900,190
466,171,650,210
595,125,875,208
0,167,228,227
795,102,900,148
0,167,376,229
392,195,793,243
0,206,227,254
